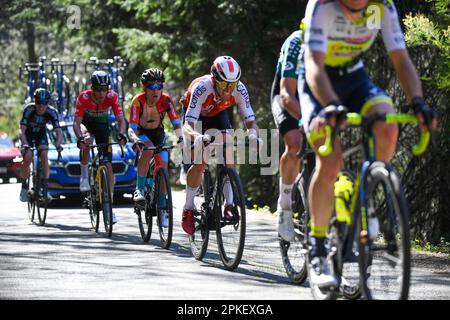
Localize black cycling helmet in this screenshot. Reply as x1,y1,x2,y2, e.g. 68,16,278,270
141,68,165,84
90,70,110,87
34,88,51,103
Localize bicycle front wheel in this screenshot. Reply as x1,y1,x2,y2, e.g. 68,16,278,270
99,167,113,237
215,168,246,271
155,168,173,249
359,161,410,300
36,180,48,226
27,176,36,222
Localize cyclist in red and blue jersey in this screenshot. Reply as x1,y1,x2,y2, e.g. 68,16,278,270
73,70,127,224
127,68,183,222
299,0,438,289
179,56,261,235
19,88,63,202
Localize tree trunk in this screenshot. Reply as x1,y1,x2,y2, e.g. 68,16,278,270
25,21,36,63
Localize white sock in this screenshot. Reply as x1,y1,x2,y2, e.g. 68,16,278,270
184,185,199,210
223,179,234,205
278,179,293,210
80,164,89,179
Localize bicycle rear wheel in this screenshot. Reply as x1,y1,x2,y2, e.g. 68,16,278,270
189,170,211,261
215,168,246,271
280,172,309,284
99,167,113,237
155,168,173,249
358,161,410,300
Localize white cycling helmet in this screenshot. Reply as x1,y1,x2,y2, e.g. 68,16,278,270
211,56,241,82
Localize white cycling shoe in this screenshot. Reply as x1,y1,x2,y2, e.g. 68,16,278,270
309,256,338,289
80,177,90,192
277,209,296,242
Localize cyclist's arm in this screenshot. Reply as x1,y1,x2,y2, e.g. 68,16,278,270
54,127,63,146
116,114,126,136
19,124,29,146
73,116,84,139
389,49,423,103
127,125,140,144
280,77,301,119
305,50,339,107
245,120,259,137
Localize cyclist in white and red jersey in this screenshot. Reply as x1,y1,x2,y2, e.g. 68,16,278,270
299,0,438,289
179,56,260,235
73,70,127,224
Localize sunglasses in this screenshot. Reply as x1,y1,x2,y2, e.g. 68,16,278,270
215,80,238,90
36,100,49,106
92,86,108,92
146,83,164,90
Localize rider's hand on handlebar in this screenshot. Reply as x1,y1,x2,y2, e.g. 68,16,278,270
116,133,127,145
194,134,212,147
176,136,184,149
411,97,437,130
132,140,145,153
317,104,348,129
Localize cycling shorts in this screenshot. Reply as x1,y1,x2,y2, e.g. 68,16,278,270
136,127,168,162
298,66,393,141
82,121,112,163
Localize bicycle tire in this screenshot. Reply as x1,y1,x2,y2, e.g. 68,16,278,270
36,179,48,226
330,168,362,300
280,171,309,284
99,166,113,237
27,175,35,222
155,168,173,249
88,173,100,232
136,191,153,242
189,170,212,261
215,167,246,271
358,161,410,300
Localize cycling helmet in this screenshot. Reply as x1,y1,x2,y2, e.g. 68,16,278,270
141,68,165,84
90,70,110,87
211,56,241,82
34,88,51,103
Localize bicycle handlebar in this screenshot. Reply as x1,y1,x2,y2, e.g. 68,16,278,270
318,112,431,157
133,144,177,167
84,142,124,159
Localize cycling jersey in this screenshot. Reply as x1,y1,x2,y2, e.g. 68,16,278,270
303,0,406,68
271,30,303,136
74,89,124,123
182,75,255,123
20,103,60,136
128,92,180,129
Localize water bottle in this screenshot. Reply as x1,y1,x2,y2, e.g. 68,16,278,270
334,173,354,225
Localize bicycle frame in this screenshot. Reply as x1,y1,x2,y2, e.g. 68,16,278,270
50,58,77,114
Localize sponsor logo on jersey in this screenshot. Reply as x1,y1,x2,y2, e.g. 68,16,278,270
189,84,207,109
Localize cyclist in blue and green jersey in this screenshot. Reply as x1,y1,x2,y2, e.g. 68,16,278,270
298,0,438,289
271,28,304,242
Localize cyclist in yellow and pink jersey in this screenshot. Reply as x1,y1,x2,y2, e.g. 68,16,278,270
299,0,438,288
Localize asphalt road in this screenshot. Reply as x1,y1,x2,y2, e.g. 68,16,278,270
0,182,448,300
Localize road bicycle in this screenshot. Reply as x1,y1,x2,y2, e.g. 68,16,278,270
304,111,431,300
133,144,175,249
26,145,61,226
49,58,77,115
82,142,123,238
189,136,247,271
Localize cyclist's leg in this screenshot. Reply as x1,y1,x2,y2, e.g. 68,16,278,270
347,70,398,162
79,123,92,188
37,135,50,179
134,129,156,194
